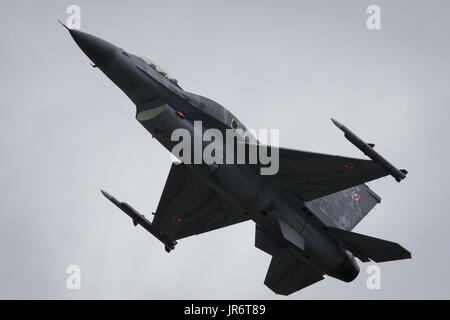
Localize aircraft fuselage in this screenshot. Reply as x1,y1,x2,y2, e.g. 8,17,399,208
68,29,359,284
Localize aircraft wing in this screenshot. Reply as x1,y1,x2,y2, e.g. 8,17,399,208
252,145,390,201
151,163,249,240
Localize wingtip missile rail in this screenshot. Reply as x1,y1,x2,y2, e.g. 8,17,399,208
331,118,408,182
100,190,177,252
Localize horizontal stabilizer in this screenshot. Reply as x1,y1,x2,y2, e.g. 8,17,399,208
255,226,323,295
255,224,283,256
329,227,411,263
265,248,324,295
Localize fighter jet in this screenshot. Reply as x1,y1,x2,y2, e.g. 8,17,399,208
63,25,411,295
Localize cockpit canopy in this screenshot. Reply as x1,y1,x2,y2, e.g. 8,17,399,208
133,53,178,84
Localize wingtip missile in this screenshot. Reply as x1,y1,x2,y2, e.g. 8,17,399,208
331,119,407,182
331,118,343,129
100,189,122,207
57,20,70,31
100,189,112,200
100,189,177,252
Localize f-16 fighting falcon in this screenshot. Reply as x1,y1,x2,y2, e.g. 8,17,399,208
62,24,411,295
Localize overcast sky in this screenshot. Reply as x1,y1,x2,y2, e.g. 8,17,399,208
0,0,449,299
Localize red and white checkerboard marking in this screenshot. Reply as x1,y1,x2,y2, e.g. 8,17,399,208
344,163,354,171
353,192,360,202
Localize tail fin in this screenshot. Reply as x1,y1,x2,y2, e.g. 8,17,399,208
305,184,381,231
329,227,411,263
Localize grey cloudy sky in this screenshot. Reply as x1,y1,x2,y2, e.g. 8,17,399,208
0,0,449,299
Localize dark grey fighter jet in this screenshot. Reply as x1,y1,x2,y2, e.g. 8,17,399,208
63,25,411,295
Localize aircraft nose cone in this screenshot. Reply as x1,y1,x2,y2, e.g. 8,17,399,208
69,29,116,66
